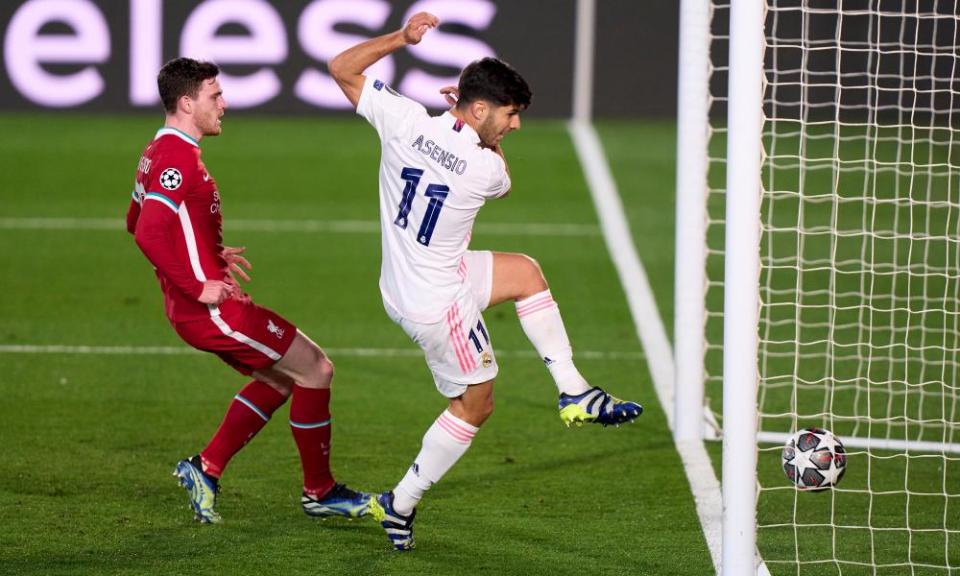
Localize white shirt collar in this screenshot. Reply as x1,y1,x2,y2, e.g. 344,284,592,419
155,127,199,147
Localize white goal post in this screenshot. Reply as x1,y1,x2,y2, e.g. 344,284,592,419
677,1,960,574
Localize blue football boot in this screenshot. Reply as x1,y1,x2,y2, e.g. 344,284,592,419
173,455,221,523
376,491,416,551
301,483,377,519
558,386,643,427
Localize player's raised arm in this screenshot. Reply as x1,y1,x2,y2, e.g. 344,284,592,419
329,12,439,108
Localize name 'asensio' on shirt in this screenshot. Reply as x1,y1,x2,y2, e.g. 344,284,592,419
410,135,468,175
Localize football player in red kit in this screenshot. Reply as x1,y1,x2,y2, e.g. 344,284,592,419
126,57,375,523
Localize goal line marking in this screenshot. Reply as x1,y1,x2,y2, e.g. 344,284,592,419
568,120,725,573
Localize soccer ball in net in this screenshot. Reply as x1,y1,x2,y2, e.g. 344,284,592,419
781,427,847,490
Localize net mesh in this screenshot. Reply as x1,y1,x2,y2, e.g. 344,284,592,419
705,1,960,572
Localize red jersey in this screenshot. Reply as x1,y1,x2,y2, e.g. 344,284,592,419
127,127,239,322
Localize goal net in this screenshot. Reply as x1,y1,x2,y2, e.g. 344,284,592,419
680,0,960,573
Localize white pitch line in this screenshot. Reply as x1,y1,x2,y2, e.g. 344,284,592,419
0,344,643,361
0,217,600,238
568,122,675,424
569,120,724,573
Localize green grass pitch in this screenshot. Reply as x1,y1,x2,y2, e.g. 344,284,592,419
0,114,714,575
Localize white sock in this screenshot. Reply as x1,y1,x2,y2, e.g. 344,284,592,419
516,289,591,396
392,410,478,515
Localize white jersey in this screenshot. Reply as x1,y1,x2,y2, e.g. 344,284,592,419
357,75,510,323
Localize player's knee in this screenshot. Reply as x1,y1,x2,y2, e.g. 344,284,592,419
519,254,548,293
479,397,495,421
469,396,495,425
299,348,334,389
314,355,334,387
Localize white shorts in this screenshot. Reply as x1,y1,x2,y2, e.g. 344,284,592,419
384,250,498,398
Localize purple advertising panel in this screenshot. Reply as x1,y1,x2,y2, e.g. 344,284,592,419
0,0,680,117
0,0,585,116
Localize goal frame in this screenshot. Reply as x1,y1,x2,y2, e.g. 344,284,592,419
675,0,765,570
676,0,960,574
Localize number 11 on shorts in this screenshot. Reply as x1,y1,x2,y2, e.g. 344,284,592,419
467,319,490,353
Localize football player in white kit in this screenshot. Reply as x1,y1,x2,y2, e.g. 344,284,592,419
330,12,643,551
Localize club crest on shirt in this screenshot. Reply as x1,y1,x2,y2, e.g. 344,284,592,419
159,168,182,191
481,351,493,368
267,319,285,339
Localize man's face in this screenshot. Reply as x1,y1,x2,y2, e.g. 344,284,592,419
191,77,226,137
477,102,522,147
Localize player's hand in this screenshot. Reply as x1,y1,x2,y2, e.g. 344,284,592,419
439,85,459,107
403,12,438,45
222,245,252,282
198,280,235,305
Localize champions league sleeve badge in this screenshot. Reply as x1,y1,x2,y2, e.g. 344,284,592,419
159,168,183,191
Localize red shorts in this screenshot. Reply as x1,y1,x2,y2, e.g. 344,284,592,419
173,300,297,376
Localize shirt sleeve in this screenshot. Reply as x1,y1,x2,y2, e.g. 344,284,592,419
356,75,428,143
125,192,141,235
483,151,512,199
144,152,191,209
132,154,204,300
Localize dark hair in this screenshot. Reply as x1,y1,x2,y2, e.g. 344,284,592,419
456,57,532,110
157,58,220,113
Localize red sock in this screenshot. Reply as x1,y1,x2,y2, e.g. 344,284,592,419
289,385,335,498
200,381,287,478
